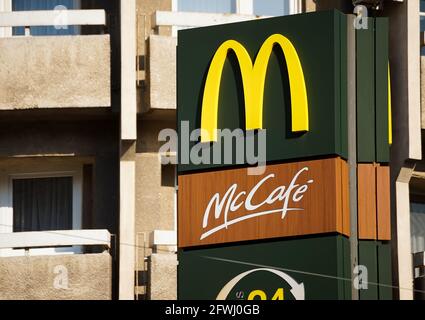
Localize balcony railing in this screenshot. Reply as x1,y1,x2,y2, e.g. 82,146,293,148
0,9,106,35
151,10,269,30
0,9,110,110
0,229,111,250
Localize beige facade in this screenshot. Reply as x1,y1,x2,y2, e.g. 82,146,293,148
0,35,110,110
0,253,112,300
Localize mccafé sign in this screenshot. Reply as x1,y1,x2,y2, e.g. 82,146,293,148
178,158,349,247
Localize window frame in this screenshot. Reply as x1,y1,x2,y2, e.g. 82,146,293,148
0,0,82,37
172,0,301,15
0,0,12,37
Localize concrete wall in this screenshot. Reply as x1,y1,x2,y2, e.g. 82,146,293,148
421,56,425,129
0,253,112,300
149,253,177,300
136,0,172,112
0,35,111,110
135,118,176,299
146,35,177,112
303,0,353,13
303,0,316,12
136,119,175,234
136,0,172,60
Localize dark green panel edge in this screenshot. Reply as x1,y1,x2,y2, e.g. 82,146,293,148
356,18,376,163
358,240,393,300
375,18,390,163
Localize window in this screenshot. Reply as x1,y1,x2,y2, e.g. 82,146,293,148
411,202,425,254
0,161,83,257
12,0,81,36
253,0,290,16
178,0,236,13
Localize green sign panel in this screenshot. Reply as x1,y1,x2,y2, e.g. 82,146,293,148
358,240,393,300
178,236,351,300
356,18,390,163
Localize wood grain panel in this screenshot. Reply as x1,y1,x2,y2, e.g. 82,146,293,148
341,160,351,236
178,157,350,248
376,165,391,240
358,164,377,240
335,159,343,234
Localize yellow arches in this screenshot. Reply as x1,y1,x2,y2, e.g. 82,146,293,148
200,34,309,143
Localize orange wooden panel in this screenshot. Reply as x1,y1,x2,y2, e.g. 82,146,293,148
341,160,351,237
335,159,350,236
357,164,377,240
335,159,343,233
376,165,391,240
178,157,350,248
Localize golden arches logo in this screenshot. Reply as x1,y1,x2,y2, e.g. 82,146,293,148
200,34,309,143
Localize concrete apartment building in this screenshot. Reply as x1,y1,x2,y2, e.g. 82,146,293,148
0,0,423,300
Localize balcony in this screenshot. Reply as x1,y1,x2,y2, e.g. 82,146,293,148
0,229,112,300
142,11,268,114
0,9,110,110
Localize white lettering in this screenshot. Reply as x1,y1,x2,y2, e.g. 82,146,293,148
245,174,275,211
200,167,313,240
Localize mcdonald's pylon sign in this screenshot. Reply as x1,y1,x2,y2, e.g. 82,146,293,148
177,10,393,300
